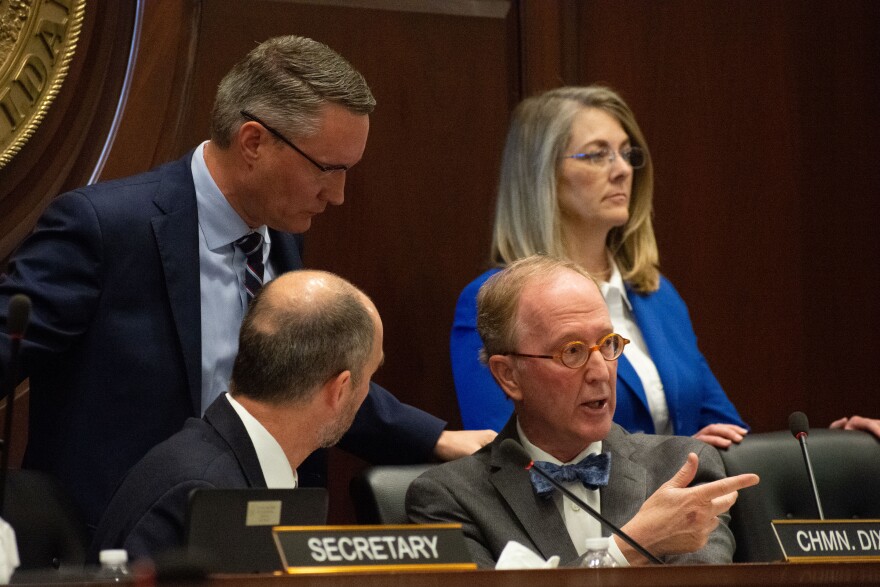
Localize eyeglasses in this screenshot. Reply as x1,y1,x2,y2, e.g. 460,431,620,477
240,110,349,175
564,146,646,169
504,333,630,369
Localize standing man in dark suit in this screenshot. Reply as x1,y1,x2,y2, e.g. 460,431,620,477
407,255,758,567
0,35,493,531
92,270,385,559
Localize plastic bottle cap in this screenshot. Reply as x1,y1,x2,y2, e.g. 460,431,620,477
584,537,611,551
99,549,129,565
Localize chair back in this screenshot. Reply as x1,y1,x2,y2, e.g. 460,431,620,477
350,464,436,525
719,428,880,562
3,469,90,570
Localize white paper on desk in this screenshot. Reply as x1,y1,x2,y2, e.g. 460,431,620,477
495,541,560,570
0,517,20,583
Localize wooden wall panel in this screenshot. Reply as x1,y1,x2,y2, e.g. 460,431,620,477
97,0,202,180
551,0,880,431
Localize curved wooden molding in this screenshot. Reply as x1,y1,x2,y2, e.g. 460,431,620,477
0,1,139,261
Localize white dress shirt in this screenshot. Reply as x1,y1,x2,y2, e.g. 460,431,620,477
601,261,672,435
517,420,629,566
225,393,297,488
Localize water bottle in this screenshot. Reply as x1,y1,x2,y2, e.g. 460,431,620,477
578,537,618,568
97,549,131,582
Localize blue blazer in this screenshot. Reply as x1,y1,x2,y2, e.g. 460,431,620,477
0,152,444,529
451,268,746,435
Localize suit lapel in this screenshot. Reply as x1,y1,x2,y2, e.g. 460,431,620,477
489,421,579,563
600,425,648,528
204,396,267,487
152,153,202,415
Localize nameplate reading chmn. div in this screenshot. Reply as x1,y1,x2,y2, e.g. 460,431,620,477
272,524,476,573
771,519,880,562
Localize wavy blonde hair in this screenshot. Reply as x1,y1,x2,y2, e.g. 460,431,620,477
490,86,659,292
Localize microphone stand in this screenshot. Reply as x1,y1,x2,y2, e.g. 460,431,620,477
794,432,825,520
0,294,31,516
0,331,21,516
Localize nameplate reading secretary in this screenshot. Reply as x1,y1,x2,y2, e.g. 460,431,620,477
273,524,476,573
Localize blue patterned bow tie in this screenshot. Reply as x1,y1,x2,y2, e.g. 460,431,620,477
529,452,611,498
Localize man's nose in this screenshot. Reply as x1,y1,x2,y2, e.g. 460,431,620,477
582,348,611,382
319,172,346,206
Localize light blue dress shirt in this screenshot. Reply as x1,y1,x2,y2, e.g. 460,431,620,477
192,142,273,413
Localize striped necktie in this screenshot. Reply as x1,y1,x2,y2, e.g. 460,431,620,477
234,232,264,302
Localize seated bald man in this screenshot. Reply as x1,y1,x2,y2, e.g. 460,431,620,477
91,270,384,559
406,255,758,567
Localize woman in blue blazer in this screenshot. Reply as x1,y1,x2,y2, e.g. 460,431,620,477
451,86,748,447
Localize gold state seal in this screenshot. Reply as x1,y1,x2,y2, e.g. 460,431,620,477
0,0,86,168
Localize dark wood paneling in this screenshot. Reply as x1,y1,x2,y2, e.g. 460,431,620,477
97,0,202,180
561,0,880,431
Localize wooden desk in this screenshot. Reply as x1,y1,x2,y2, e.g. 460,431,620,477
12,561,880,585
181,562,879,587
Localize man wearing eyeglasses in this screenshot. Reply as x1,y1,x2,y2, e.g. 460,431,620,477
406,254,758,568
0,35,493,533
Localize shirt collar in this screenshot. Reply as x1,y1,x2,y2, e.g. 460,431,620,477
599,256,633,312
224,393,297,488
192,141,272,250
516,418,603,466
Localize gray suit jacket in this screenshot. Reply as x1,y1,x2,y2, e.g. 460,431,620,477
406,418,735,567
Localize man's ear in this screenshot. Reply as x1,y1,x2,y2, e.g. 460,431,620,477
321,370,351,412
237,121,265,166
488,355,522,402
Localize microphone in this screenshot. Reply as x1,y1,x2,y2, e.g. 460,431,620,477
499,438,663,565
788,411,825,520
7,294,32,340
1,294,32,515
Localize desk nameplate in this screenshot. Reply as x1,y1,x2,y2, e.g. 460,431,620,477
273,524,477,574
772,519,880,562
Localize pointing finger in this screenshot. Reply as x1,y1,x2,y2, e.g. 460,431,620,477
695,473,760,501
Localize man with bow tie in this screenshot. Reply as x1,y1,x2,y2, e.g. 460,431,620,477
406,254,759,567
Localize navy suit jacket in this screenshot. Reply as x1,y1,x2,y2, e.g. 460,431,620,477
451,269,745,434
89,395,265,560
0,152,444,529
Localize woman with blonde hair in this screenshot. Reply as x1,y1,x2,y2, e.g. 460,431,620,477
451,85,748,448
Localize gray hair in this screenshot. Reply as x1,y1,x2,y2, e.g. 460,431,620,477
477,254,598,362
230,272,375,404
491,85,659,292
211,35,376,147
